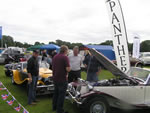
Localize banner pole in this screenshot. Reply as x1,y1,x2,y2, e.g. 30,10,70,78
0,26,2,48
1,37,3,48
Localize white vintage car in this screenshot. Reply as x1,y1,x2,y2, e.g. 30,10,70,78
67,49,150,113
140,52,150,65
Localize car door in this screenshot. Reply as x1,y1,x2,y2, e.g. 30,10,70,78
19,63,28,80
96,85,145,105
145,86,150,106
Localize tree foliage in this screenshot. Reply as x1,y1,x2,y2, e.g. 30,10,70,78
100,40,113,46
49,39,83,49
0,35,150,52
0,35,32,48
140,40,150,52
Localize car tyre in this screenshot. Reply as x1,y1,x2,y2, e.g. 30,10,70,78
5,71,10,77
136,63,143,68
85,97,110,113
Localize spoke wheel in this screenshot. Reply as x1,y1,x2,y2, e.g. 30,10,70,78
86,97,110,113
90,101,106,113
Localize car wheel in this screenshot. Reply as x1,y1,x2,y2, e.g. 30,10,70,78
136,63,143,68
86,97,110,113
11,76,16,85
5,71,9,77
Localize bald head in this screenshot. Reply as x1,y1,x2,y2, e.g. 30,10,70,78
73,46,79,56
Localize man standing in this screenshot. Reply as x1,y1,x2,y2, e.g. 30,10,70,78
52,45,70,113
27,50,39,105
41,50,47,61
68,46,82,83
83,51,101,82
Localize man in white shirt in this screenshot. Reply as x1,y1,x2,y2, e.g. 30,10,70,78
68,46,82,83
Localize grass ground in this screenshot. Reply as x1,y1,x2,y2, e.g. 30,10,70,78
0,65,117,113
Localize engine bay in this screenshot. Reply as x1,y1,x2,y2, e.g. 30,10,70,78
91,77,138,86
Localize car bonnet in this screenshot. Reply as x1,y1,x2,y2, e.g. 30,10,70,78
89,48,129,78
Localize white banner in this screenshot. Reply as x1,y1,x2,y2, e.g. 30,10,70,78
105,0,130,73
132,36,140,59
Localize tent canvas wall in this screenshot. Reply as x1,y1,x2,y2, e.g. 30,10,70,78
82,45,116,60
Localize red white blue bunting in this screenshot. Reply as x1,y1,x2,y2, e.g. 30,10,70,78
0,81,29,113
1,94,9,100
14,105,21,112
7,99,15,105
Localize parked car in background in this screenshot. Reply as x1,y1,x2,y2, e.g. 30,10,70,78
129,57,143,67
0,48,26,64
0,48,4,54
4,63,18,77
0,53,5,64
5,61,54,95
113,57,143,68
67,49,150,113
140,52,150,65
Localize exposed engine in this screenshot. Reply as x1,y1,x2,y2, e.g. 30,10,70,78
92,78,136,86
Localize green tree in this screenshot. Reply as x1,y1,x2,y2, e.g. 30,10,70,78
100,40,113,46
14,41,24,47
128,43,133,53
23,42,32,48
34,41,41,45
50,39,83,49
140,40,150,52
0,35,14,47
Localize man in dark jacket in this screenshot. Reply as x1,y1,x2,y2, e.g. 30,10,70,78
83,51,101,82
41,50,47,61
27,50,39,105
52,45,70,113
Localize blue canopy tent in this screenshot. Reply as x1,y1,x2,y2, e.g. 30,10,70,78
40,44,60,52
84,45,116,60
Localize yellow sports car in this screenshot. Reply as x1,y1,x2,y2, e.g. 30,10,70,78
10,61,54,95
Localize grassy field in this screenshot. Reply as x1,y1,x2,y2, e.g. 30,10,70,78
0,65,114,113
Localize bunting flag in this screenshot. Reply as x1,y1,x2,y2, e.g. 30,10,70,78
23,109,29,113
0,81,29,113
1,94,9,100
0,82,2,86
0,88,7,91
7,99,15,106
14,105,21,112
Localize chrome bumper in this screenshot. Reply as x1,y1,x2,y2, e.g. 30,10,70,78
37,84,54,90
36,84,54,95
67,90,82,105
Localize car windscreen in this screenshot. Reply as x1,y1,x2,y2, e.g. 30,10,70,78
23,63,27,69
127,67,150,81
39,61,49,68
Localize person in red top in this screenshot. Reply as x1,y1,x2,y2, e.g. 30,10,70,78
52,45,70,113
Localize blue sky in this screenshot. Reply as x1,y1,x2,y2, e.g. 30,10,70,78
0,0,150,44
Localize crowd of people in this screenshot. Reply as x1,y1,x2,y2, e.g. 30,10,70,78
26,45,102,113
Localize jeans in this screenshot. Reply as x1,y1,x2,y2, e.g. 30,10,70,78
27,76,38,104
87,72,98,82
52,82,68,113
